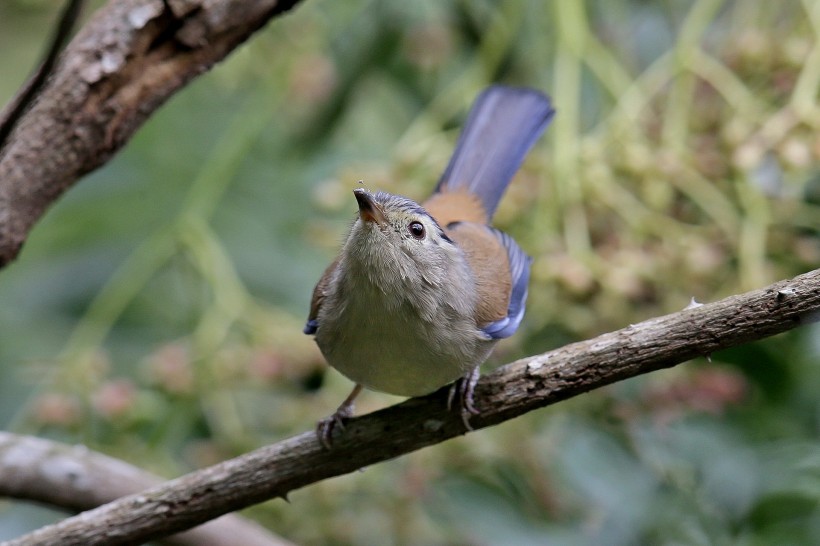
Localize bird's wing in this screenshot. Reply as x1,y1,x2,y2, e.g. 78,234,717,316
304,258,339,334
445,221,532,339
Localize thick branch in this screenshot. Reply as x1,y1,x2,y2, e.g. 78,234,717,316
0,0,303,267
0,433,293,546
5,268,818,546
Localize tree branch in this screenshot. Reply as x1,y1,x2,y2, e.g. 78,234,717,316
0,433,294,546
0,0,303,267
0,0,86,152
4,268,818,546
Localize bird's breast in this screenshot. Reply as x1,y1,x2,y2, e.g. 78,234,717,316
315,273,494,397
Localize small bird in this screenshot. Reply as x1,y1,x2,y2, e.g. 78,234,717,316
305,85,555,446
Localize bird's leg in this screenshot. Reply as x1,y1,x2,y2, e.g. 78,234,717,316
317,383,363,449
447,367,481,430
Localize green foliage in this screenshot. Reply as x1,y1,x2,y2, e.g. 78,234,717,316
1,0,818,543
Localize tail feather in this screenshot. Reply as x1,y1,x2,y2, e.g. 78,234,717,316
435,86,555,219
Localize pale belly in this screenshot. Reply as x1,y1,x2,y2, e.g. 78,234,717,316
315,294,495,397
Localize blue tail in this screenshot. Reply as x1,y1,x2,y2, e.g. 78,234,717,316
435,86,555,219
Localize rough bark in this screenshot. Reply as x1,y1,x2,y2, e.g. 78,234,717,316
0,433,294,546
0,0,303,267
4,267,818,546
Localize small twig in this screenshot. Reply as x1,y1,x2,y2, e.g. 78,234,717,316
4,268,818,546
0,0,85,153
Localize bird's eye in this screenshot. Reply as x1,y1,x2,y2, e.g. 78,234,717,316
408,221,426,239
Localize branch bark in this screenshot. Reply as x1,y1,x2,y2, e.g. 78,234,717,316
4,268,818,546
0,0,85,151
0,0,303,267
0,433,294,546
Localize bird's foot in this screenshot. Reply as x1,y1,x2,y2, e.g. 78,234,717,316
316,384,363,449
316,406,353,449
447,367,481,431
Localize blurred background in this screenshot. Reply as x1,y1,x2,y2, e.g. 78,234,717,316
1,0,819,543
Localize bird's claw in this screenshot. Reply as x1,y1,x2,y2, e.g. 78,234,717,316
316,384,362,449
447,367,481,431
316,408,352,449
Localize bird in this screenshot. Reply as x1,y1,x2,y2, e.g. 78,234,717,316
304,85,555,446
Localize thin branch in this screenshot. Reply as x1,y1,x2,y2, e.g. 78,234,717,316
0,433,294,546
4,268,818,546
0,0,303,267
0,0,85,153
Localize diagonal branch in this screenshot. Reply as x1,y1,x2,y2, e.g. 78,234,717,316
5,268,819,546
0,0,303,267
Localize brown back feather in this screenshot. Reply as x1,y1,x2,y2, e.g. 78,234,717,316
423,188,488,226
441,219,511,327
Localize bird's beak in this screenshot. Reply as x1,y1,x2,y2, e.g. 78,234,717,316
354,189,387,226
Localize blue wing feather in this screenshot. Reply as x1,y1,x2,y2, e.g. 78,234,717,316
435,86,555,219
304,319,318,335
481,228,533,339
